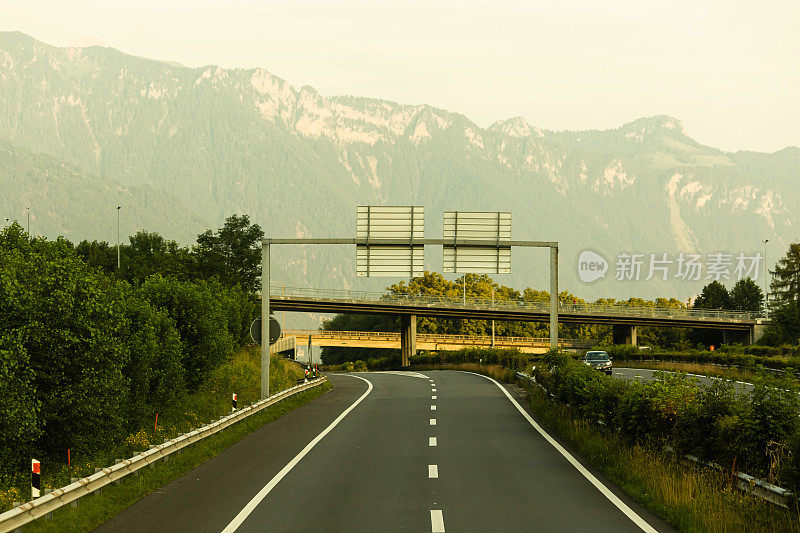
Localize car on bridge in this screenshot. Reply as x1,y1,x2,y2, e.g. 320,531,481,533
582,350,612,375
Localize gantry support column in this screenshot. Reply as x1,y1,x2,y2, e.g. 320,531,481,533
549,245,559,350
401,314,417,367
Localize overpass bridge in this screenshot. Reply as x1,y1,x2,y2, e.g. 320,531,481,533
270,286,767,365
276,329,592,355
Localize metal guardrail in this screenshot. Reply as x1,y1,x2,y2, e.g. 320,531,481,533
272,286,756,322
0,378,327,532
282,329,592,348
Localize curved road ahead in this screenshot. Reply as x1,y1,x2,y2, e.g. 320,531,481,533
96,371,673,532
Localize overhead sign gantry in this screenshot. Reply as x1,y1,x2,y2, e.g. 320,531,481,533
259,206,558,398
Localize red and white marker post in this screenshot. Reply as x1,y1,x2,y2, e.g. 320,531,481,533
31,459,41,498
232,393,237,411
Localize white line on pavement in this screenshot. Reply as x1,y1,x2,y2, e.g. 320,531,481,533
428,464,438,478
430,510,445,532
432,395,437,400
431,405,436,411
432,388,437,392
461,371,659,533
220,375,373,533
430,418,436,426
429,437,437,447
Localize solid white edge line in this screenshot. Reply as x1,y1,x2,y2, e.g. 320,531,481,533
459,371,658,533
220,375,373,533
430,509,445,532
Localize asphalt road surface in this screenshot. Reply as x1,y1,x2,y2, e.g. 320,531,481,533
96,371,673,532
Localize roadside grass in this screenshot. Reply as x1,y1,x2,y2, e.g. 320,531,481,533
21,382,330,533
526,384,800,532
1,347,308,511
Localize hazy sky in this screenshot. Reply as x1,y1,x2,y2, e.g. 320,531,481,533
3,0,798,152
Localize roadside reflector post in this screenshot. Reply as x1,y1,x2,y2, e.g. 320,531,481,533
31,459,41,498
232,393,237,411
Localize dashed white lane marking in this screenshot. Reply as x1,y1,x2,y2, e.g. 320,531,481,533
428,464,439,478
429,379,434,382
431,405,437,411
460,371,659,533
429,437,437,447
430,510,445,532
221,375,373,533
432,395,437,400
432,388,437,392
430,418,437,426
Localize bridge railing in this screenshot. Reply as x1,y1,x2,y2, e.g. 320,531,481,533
282,329,592,348
272,286,756,322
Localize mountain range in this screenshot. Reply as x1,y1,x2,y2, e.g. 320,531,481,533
1,31,798,300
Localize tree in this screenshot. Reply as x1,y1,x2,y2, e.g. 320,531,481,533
194,215,264,293
693,281,731,310
729,277,764,313
75,239,117,275
121,231,194,284
763,301,800,345
771,243,800,306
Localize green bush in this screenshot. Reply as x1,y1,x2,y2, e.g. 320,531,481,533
534,356,800,484
139,276,237,390
0,225,258,478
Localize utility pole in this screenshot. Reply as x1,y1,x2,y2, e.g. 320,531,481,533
117,206,122,270
763,239,769,318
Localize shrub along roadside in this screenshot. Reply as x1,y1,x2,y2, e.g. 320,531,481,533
0,348,305,510
19,383,330,533
322,347,531,373
0,225,257,481
525,384,800,532
533,353,800,489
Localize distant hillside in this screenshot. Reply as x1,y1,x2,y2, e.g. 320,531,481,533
1,31,797,299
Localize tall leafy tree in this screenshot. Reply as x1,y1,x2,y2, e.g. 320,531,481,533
195,214,264,294
770,243,800,306
729,277,764,313
693,281,731,310
121,230,194,284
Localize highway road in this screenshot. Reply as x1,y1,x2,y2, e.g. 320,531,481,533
96,371,672,532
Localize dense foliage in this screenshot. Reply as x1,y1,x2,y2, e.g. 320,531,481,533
534,354,800,487
0,218,259,477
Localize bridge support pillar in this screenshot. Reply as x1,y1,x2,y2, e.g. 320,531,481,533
612,324,637,345
401,314,417,367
